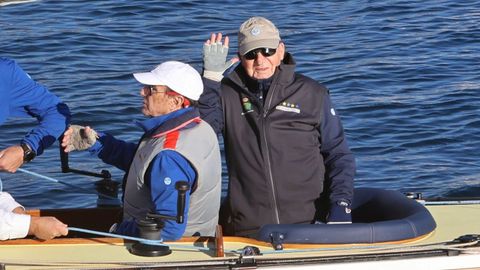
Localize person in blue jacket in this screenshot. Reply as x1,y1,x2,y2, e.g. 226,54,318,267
199,17,356,237
62,61,221,241
0,57,71,172
0,57,71,240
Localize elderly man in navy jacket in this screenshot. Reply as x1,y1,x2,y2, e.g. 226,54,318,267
199,17,356,237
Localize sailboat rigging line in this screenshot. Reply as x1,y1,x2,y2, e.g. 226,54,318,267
425,200,480,205
68,227,211,251
17,168,118,200
247,240,480,256
68,227,165,245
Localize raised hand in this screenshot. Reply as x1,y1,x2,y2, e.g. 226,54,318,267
203,33,238,81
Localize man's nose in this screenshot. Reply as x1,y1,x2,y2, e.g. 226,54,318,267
254,52,266,63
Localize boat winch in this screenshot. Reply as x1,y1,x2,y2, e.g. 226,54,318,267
129,181,190,257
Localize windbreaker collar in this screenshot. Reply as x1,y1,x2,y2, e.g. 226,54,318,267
228,52,296,94
135,107,200,136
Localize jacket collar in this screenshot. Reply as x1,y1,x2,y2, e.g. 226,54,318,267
227,52,296,91
136,107,201,137
226,52,298,111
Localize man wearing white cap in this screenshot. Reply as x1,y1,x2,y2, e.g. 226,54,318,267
200,17,355,237
62,61,221,240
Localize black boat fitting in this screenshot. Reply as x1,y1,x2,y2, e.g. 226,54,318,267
129,181,190,257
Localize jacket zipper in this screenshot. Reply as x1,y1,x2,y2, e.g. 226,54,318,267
262,85,280,224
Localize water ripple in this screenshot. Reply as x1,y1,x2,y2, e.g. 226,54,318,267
1,0,479,208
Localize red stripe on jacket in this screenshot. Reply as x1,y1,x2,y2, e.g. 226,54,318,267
163,130,180,149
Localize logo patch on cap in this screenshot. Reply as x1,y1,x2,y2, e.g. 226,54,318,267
251,26,261,36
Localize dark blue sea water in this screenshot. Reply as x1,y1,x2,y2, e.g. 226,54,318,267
1,0,479,209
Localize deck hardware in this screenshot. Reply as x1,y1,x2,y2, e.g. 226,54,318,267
233,255,257,269
453,234,480,245
215,224,225,257
269,232,285,250
447,250,461,256
94,177,121,207
130,181,190,256
241,246,262,256
405,192,423,200
59,143,120,207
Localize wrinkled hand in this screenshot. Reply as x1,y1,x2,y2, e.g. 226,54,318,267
29,216,68,240
61,125,98,152
0,145,24,173
203,33,238,81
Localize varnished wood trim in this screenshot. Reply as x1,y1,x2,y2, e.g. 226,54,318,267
1,236,217,246
1,232,434,249
215,224,224,257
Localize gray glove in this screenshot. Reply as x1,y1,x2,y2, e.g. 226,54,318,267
64,125,98,152
203,42,235,82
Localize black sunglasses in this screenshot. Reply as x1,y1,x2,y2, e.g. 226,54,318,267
243,48,277,60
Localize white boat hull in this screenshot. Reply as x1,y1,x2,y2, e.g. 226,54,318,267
0,200,478,269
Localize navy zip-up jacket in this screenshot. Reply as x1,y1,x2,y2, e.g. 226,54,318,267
199,53,355,236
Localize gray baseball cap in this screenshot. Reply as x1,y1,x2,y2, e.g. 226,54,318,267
238,17,281,56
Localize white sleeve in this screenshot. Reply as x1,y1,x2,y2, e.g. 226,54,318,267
0,192,24,212
0,209,30,240
0,192,30,240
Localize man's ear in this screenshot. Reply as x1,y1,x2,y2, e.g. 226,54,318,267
278,42,285,61
172,95,185,109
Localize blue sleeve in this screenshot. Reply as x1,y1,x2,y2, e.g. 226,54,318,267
148,150,196,241
198,78,224,135
114,219,138,237
319,94,355,205
5,59,71,155
112,151,196,240
88,132,137,172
